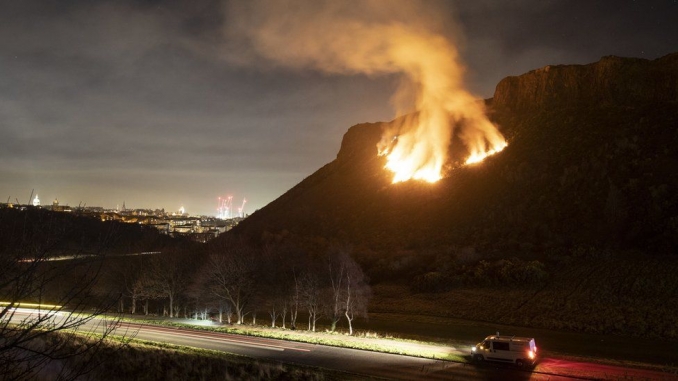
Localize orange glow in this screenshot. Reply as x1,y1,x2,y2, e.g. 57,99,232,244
366,16,508,182
381,110,508,182
385,153,442,183
466,141,508,165
228,1,507,183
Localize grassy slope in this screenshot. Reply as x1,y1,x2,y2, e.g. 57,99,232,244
370,256,678,340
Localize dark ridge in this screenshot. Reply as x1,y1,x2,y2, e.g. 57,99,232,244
226,53,678,258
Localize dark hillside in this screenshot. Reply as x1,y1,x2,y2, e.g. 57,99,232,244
223,53,678,337
230,53,678,258
0,208,187,257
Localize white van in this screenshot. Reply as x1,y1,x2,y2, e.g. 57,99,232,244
471,334,537,367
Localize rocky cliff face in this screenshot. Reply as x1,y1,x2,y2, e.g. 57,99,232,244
492,53,678,113
335,121,384,163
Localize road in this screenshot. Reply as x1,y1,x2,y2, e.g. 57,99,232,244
106,321,677,380
6,309,676,380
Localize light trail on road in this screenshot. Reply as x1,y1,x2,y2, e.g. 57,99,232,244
124,323,313,353
5,310,676,380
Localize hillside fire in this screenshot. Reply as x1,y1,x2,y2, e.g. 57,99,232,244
369,27,508,183
230,0,507,183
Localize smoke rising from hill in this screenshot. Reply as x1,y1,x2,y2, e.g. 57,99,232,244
225,0,506,182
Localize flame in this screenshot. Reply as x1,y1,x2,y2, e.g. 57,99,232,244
373,32,508,182
383,135,442,183
226,1,507,183
466,142,508,165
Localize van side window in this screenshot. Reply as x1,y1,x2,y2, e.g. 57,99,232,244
493,342,510,351
482,341,491,350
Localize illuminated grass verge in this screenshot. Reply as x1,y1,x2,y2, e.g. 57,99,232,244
107,315,465,362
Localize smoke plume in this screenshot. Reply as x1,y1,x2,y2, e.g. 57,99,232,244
225,0,506,183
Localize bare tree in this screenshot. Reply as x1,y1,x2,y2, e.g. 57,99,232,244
326,247,349,332
219,300,233,324
342,254,371,335
146,252,189,318
124,259,148,315
289,268,301,330
103,254,147,315
266,300,280,328
279,299,288,329
185,272,214,321
300,272,322,332
128,275,149,315
201,248,258,325
259,247,290,329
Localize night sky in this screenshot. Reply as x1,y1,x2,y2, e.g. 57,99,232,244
2,0,676,216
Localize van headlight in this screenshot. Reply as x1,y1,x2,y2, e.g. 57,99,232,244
471,346,476,352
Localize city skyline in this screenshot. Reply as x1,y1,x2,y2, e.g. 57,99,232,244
2,1,676,216
14,190,248,218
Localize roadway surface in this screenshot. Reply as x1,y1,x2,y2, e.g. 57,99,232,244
7,309,676,380
122,323,676,380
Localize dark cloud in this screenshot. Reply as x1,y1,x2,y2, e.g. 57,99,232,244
456,0,678,94
1,0,676,214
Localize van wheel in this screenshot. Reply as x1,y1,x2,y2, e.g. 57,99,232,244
473,354,484,362
516,359,525,368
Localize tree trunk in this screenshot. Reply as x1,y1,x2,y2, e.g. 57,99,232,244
345,310,353,335
168,294,174,318
269,308,276,328
345,282,352,335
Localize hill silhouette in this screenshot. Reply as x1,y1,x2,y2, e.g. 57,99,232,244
223,53,678,338
230,53,678,258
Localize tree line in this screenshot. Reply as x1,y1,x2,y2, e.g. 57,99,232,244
103,240,371,335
